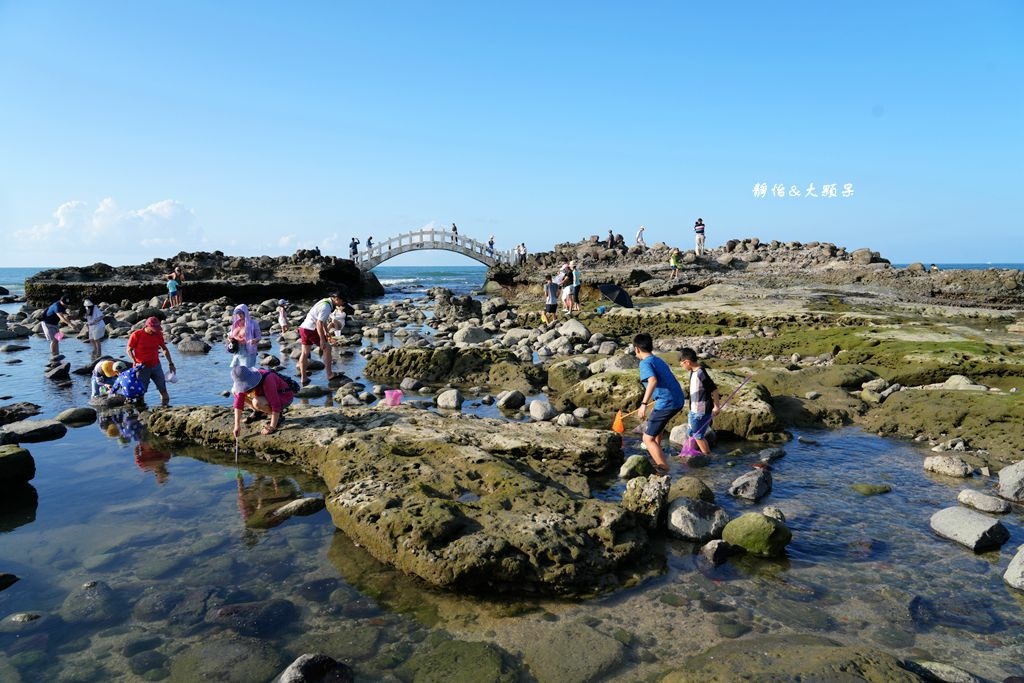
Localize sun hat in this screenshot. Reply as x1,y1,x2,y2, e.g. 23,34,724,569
145,316,162,330
113,360,128,373
231,366,263,395
99,360,117,377
83,299,94,307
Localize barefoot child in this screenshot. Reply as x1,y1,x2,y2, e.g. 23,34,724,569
276,299,290,334
680,347,721,455
634,333,685,473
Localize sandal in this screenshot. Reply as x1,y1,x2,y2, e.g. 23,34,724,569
653,463,670,475
260,426,276,435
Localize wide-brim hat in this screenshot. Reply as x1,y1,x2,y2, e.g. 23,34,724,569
99,360,117,377
231,366,262,395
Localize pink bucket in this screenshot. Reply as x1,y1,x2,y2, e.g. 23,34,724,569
384,389,403,406
54,332,65,341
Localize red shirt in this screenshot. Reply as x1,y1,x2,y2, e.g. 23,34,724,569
128,328,166,367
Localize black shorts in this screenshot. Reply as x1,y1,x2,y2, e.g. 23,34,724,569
644,405,683,438
544,303,557,314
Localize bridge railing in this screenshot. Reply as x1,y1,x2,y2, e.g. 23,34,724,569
358,229,515,266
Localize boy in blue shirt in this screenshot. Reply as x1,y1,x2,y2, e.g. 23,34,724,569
634,333,685,473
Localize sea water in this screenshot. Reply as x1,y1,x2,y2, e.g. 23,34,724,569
0,265,1022,680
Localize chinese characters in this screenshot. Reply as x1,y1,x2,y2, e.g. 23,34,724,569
752,183,854,198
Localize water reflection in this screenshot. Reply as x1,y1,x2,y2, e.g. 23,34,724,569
236,474,301,530
0,483,37,533
97,408,173,484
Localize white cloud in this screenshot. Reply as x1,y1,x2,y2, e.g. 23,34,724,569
277,234,295,248
12,197,206,264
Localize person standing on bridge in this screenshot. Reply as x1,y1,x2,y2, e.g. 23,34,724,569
487,235,495,257
451,223,459,243
349,237,360,261
366,236,374,255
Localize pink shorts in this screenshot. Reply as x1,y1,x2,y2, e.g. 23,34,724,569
299,327,321,347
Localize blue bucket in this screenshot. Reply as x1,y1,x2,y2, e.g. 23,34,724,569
596,306,607,315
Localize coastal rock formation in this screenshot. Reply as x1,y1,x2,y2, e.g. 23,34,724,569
24,249,384,306
365,347,544,389
141,405,652,597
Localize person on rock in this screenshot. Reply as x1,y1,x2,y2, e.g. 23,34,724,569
83,298,106,357
126,316,176,405
276,299,290,334
297,291,343,386
90,359,128,398
228,303,262,368
634,333,685,474
541,274,559,325
669,248,682,281
231,365,295,437
680,347,721,456
694,218,706,257
41,293,74,358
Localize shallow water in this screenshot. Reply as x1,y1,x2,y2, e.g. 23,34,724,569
2,298,1023,681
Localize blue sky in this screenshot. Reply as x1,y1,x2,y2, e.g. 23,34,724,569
1,2,1021,267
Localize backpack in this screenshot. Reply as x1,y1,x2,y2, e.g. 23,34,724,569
112,366,146,400
268,368,301,393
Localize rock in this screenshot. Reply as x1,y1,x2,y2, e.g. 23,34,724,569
546,358,591,393
956,489,1010,514
557,318,591,344
667,498,729,543
435,389,464,410
761,505,785,522
903,660,986,683
399,377,423,391
851,483,892,496
923,455,972,478
728,469,772,501
403,639,519,683
554,413,580,427
668,634,918,681
60,580,122,625
0,344,29,352
45,362,71,381
620,475,670,529
0,445,35,486
699,539,731,565
757,447,785,462
0,573,18,591
860,388,883,405
521,622,624,683
721,512,792,558
862,377,888,393
275,653,354,683
997,460,1024,502
496,390,526,410
528,400,556,421
619,454,654,479
597,341,618,355
805,391,821,400
929,506,1010,552
938,374,989,391
55,406,97,425
177,339,212,353
170,635,283,683
0,402,43,426
0,419,67,445
208,598,298,636
453,326,489,344
143,405,646,597
1004,545,1024,591
272,497,326,519
668,476,715,503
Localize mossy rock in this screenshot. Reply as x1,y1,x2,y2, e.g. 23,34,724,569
365,348,519,385
488,360,545,393
851,483,892,496
721,512,791,558
169,636,282,683
401,639,519,683
668,476,715,503
662,633,919,682
860,389,1024,466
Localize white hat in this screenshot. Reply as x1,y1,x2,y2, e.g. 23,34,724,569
83,299,94,307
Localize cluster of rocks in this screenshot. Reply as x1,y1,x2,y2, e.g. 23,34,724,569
23,249,383,306
922,452,1024,590
617,447,791,564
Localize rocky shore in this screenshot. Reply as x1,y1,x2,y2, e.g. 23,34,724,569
23,249,384,306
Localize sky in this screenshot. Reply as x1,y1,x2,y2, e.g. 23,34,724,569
1,1,1022,267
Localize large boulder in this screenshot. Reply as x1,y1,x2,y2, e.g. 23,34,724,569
453,326,490,344
366,347,518,385
142,405,649,597
721,512,792,558
55,407,98,426
956,489,1010,514
667,498,728,543
557,319,592,344
997,460,1024,502
546,358,591,393
929,506,1010,552
620,475,670,530
275,653,354,683
923,455,972,478
435,389,464,410
0,402,42,426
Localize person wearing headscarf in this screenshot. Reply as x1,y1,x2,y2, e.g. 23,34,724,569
84,298,106,356
228,304,262,368
230,366,295,437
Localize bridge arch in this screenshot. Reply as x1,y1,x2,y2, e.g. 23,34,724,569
356,228,514,270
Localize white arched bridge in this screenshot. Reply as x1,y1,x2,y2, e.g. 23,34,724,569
355,228,515,270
